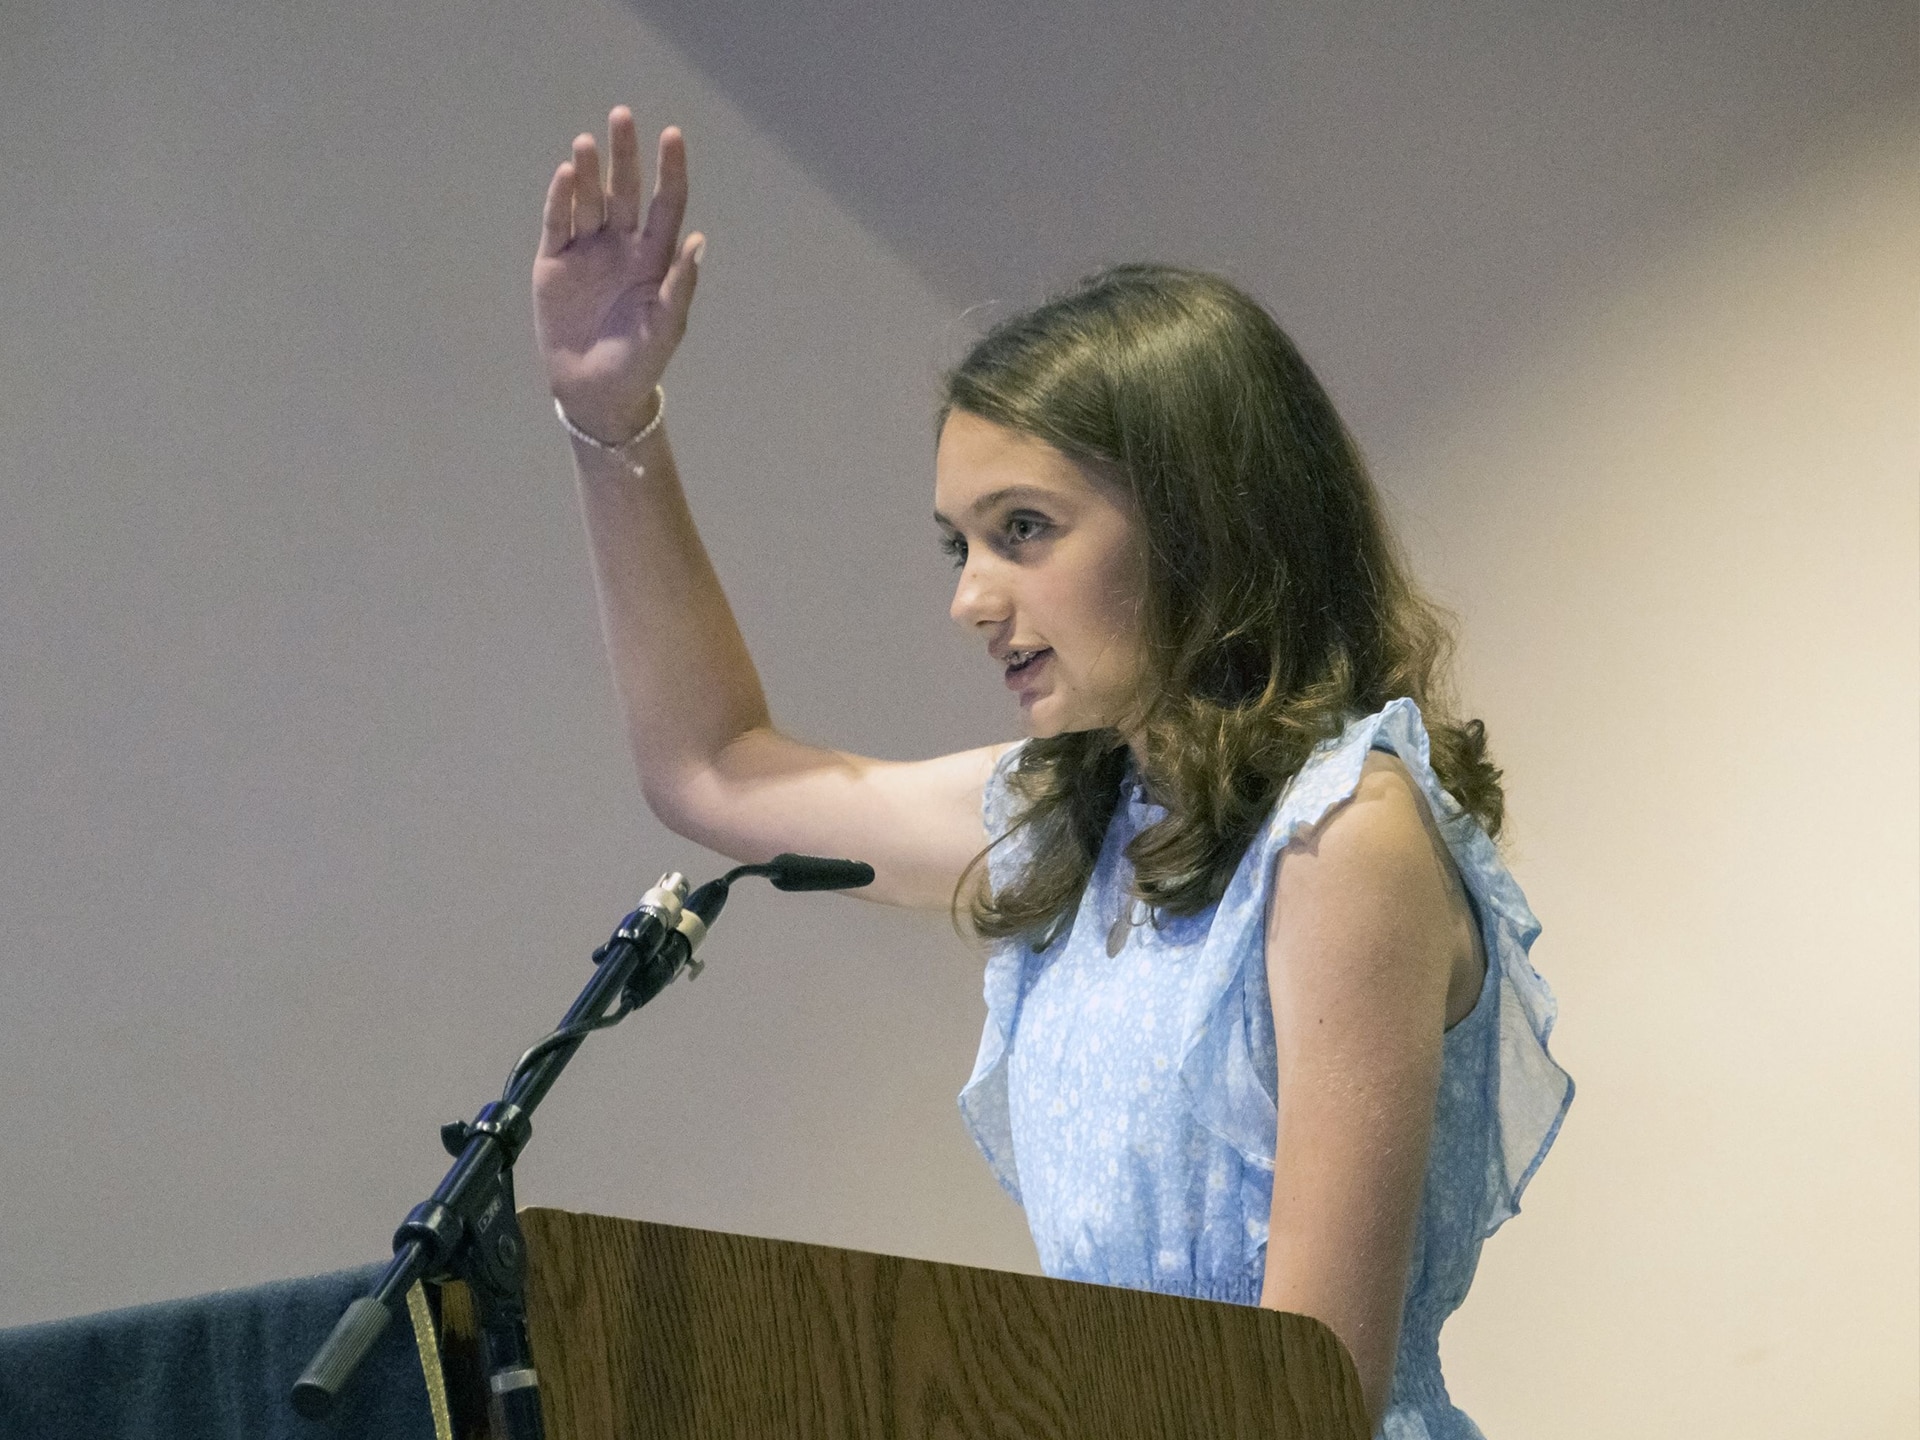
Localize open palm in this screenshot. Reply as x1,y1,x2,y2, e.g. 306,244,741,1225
533,108,703,444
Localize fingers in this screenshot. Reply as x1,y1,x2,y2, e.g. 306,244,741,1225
605,107,642,232
637,126,689,280
539,162,574,257
571,133,606,234
659,231,704,331
540,116,690,265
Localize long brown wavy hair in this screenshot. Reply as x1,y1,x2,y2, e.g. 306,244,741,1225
945,264,1504,946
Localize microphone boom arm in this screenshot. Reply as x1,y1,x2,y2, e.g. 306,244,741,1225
289,854,874,1434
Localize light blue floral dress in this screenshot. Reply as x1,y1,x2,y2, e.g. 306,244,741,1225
959,698,1572,1439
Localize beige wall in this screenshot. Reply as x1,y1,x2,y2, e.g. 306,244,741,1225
1,0,1913,1434
1402,121,1919,1436
0,0,1032,1327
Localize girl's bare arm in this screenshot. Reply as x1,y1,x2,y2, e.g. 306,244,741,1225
535,111,999,909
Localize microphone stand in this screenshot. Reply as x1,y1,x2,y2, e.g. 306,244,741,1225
290,854,873,1436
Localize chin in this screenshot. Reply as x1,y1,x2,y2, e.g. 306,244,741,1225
1020,696,1105,741
1019,699,1066,739
1020,712,1057,739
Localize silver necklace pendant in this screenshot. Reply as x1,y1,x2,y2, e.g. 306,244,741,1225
1106,898,1145,957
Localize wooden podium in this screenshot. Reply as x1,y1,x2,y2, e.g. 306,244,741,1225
436,1207,1368,1440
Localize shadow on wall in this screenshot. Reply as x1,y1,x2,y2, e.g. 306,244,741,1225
626,0,1915,449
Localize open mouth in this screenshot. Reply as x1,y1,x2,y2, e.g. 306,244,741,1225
1005,648,1051,675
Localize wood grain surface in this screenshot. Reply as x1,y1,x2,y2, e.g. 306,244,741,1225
436,1206,1368,1440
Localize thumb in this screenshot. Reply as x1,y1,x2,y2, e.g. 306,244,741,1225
659,232,704,331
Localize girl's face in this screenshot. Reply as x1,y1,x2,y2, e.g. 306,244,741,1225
935,412,1149,741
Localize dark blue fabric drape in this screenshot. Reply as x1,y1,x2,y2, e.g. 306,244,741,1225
0,1265,433,1440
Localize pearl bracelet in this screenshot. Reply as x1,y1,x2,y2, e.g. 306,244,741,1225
553,385,665,477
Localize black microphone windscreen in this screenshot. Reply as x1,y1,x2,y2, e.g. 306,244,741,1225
765,853,876,891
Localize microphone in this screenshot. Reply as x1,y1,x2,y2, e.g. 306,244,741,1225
757,853,877,892
631,854,873,1003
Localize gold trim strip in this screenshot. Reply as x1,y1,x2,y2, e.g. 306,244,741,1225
405,1280,455,1440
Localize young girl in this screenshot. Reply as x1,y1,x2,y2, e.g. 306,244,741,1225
532,109,1571,1440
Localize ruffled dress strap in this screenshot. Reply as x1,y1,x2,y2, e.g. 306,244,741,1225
1360,699,1572,1229
1177,696,1573,1234
956,741,1034,1203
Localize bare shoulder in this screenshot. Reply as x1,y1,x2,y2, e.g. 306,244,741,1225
1280,748,1447,877
1268,747,1484,1026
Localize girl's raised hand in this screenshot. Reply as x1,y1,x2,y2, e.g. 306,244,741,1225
533,109,704,444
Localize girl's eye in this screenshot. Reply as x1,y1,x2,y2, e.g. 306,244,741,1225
1006,515,1048,544
938,532,967,568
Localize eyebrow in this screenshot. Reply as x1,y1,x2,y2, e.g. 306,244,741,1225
932,485,1059,529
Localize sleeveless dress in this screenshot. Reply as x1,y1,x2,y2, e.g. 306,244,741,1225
958,698,1573,1440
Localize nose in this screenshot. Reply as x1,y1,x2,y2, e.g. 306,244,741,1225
949,552,1009,631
